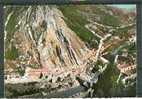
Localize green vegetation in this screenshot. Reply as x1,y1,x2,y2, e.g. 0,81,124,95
92,60,135,97
4,7,29,60
101,15,120,27
5,45,19,60
76,5,121,27
5,12,17,47
28,64,40,69
58,5,122,49
94,8,120,27
6,82,41,98
5,8,18,46
97,6,121,27
58,5,100,48
5,7,28,47
16,66,25,76
4,6,136,97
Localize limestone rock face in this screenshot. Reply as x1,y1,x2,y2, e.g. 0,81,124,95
11,6,88,77
4,5,136,98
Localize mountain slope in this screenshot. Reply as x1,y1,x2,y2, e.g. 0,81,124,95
4,5,136,97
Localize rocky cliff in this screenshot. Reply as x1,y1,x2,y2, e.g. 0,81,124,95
4,5,136,97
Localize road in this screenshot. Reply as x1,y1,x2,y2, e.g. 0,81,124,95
19,85,86,98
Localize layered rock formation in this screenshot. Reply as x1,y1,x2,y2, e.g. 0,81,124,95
8,6,89,79
4,5,136,97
